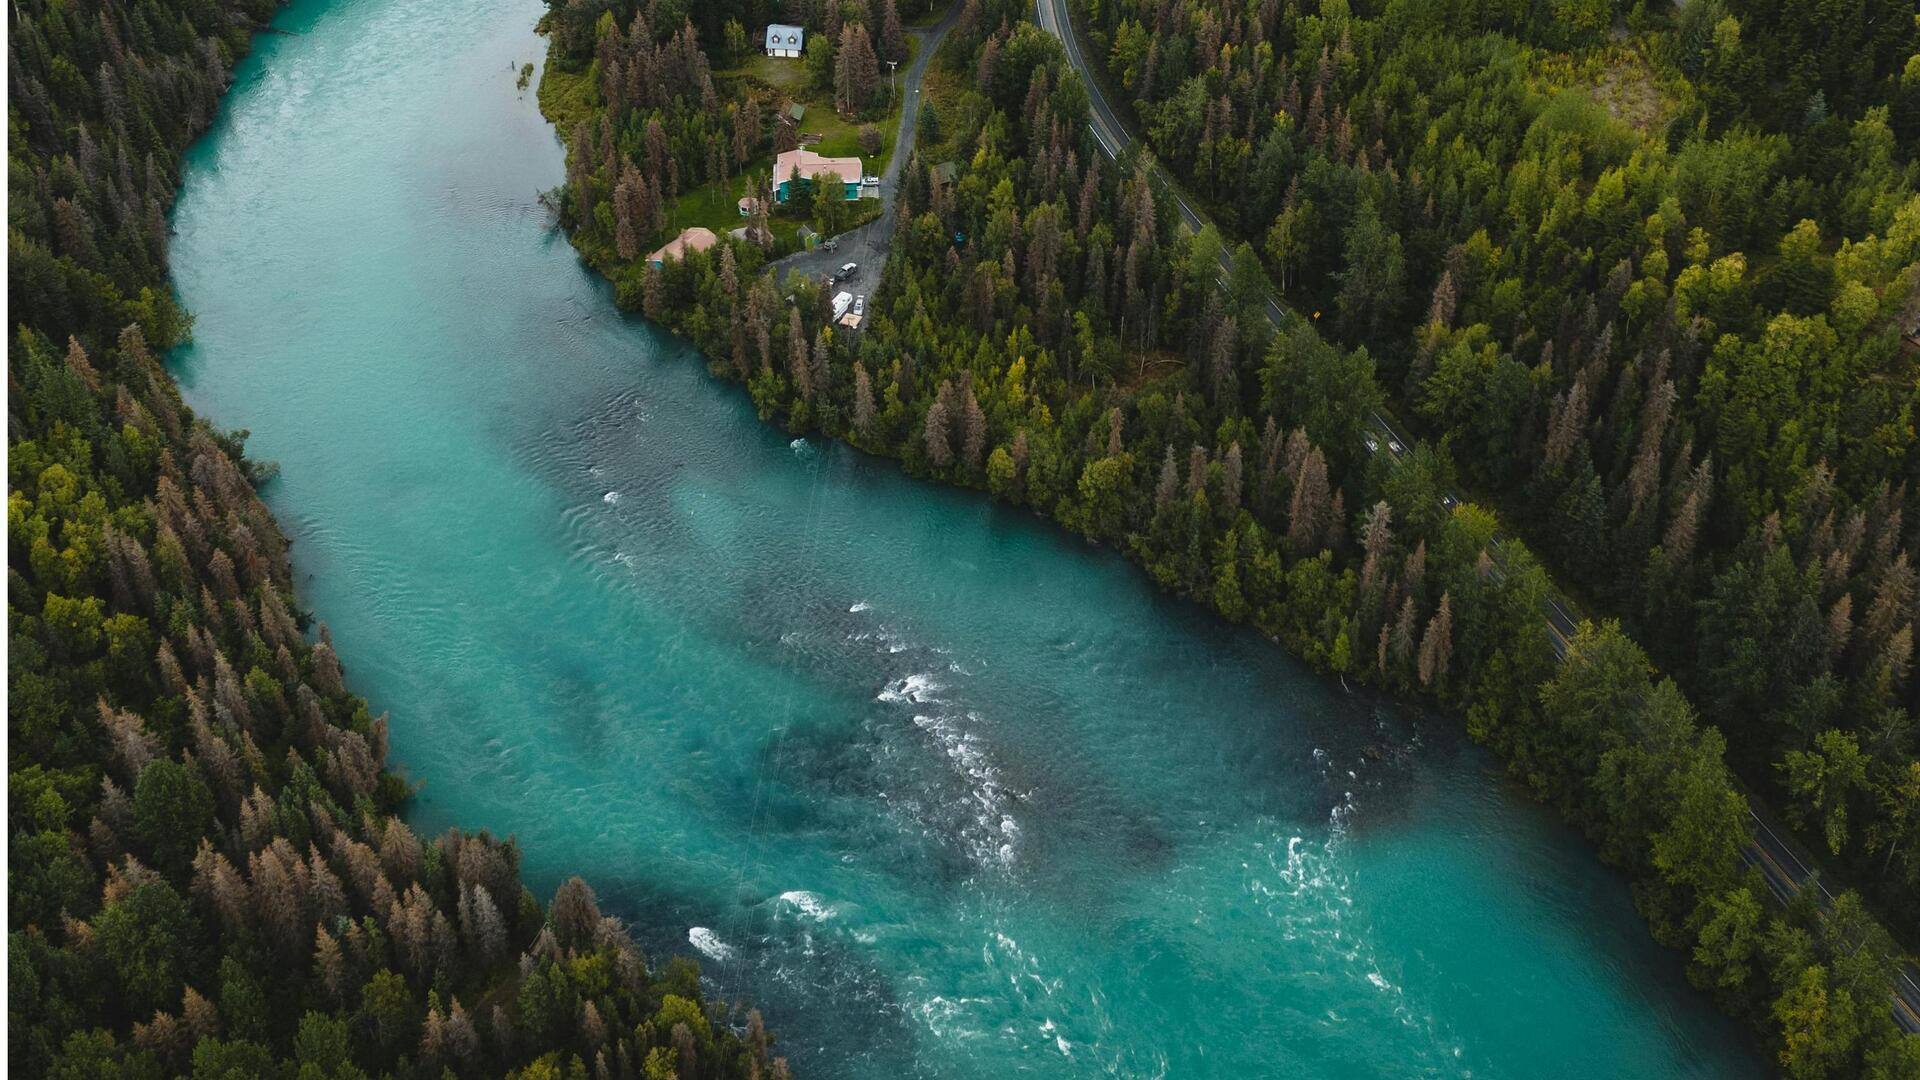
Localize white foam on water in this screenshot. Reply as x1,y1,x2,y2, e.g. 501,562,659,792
878,672,943,704
790,437,810,453
1039,1019,1073,1057
913,711,1019,870
687,926,733,960
1243,793,1467,1070
775,890,836,922
912,993,994,1042
854,623,916,654
849,600,872,613
602,490,620,504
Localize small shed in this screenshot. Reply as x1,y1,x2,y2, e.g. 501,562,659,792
784,102,806,125
728,224,772,248
765,24,804,58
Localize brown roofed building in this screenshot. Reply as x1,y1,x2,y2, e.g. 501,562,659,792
647,226,719,267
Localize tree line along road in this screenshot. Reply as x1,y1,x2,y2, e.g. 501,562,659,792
1031,0,1920,1035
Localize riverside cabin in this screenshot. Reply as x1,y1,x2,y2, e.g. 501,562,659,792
647,226,718,268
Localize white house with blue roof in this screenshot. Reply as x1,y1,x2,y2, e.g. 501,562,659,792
765,24,804,58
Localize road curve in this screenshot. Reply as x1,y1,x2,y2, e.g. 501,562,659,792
1033,0,1920,1034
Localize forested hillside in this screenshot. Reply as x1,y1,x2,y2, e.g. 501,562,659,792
7,2,784,1077
544,0,1920,1072
1075,0,1920,938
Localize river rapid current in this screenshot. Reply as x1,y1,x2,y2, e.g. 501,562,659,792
166,0,1761,1074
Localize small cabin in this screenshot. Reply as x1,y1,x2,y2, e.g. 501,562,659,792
765,24,804,58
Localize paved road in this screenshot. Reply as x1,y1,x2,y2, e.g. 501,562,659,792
1034,0,1920,1034
1744,807,1920,1032
767,1,964,300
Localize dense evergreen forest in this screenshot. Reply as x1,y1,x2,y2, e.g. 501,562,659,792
543,0,1920,1073
1076,0,1920,937
7,2,786,1077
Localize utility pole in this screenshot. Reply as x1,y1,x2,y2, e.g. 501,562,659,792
888,60,899,108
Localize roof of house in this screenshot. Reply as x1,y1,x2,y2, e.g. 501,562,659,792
774,148,864,186
648,226,718,264
784,102,806,122
765,24,804,49
931,160,959,183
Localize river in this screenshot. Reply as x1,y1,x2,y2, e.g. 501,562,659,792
165,0,1761,1074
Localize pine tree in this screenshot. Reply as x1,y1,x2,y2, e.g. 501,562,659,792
879,0,908,63
643,264,665,321
962,383,987,469
1155,445,1180,515
550,876,603,951
459,882,508,965
788,308,811,399
924,384,954,468
1220,442,1244,513
1390,595,1418,674
1287,447,1331,554
614,166,643,261
1417,592,1453,687
853,362,877,439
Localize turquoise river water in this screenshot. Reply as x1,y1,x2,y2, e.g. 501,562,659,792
166,0,1762,1075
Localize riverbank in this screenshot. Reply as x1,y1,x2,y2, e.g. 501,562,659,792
8,0,779,1075
141,0,1764,1073
532,0,1920,1071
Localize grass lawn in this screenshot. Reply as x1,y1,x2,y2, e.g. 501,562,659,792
732,52,811,94
658,175,808,253
662,175,751,234
723,37,915,175
536,50,596,138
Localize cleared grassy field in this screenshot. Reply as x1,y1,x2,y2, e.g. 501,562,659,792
723,38,915,174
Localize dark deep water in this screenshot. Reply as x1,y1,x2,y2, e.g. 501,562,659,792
166,0,1763,1074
